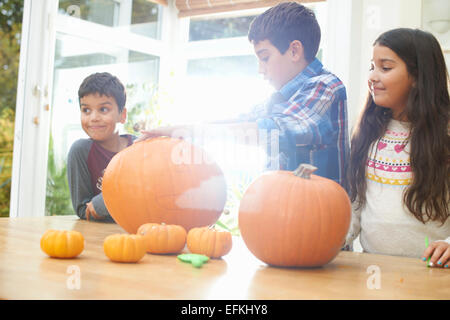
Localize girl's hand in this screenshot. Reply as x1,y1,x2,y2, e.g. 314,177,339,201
422,241,450,268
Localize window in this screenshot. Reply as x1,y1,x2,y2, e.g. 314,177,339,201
189,14,258,41
45,1,163,216
58,0,163,39
13,1,328,219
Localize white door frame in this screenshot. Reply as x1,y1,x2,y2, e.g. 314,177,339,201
10,0,58,218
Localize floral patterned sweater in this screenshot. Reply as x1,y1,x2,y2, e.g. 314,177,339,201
344,119,450,258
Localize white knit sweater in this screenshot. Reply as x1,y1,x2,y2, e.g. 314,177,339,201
345,119,450,258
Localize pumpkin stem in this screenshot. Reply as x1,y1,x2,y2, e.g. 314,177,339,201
293,163,318,179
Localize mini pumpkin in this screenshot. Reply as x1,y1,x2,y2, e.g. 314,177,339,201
137,223,187,254
40,229,84,259
238,164,351,267
103,234,146,263
187,226,232,258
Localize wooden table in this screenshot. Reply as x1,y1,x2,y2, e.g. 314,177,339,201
0,216,448,300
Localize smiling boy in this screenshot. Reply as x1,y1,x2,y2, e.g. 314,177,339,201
67,72,135,221
137,2,349,186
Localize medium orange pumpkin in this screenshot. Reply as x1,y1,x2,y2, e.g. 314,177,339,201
103,234,146,263
137,223,187,254
40,230,84,259
238,164,351,267
187,226,232,258
102,137,227,234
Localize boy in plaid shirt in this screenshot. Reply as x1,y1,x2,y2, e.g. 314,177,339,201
138,2,349,186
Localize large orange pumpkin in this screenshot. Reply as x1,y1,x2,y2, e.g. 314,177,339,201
238,164,351,267
102,137,227,234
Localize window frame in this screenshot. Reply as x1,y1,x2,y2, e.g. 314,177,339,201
11,0,358,218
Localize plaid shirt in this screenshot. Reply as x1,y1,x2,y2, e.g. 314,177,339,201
243,58,349,186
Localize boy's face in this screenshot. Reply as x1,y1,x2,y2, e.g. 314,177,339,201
253,39,304,91
80,93,126,142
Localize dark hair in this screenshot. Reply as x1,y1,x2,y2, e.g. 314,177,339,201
248,1,321,61
348,28,449,224
78,72,126,112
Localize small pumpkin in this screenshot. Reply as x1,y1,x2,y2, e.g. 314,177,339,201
103,234,146,263
238,164,351,267
137,223,187,254
40,229,84,259
187,226,232,258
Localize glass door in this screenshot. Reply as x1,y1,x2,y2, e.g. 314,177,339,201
11,0,167,217
46,0,164,216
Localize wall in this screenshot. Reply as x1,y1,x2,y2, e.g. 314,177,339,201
354,0,422,131
326,0,423,135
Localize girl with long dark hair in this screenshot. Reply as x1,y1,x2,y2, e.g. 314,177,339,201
344,28,449,268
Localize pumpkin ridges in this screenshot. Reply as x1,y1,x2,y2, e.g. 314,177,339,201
125,235,134,260
56,231,67,258
65,231,75,259
103,234,146,263
70,231,83,258
198,229,206,255
315,185,335,265
309,182,325,265
283,174,304,265
41,230,84,259
187,226,232,258
239,164,351,267
59,232,67,258
314,178,350,265
171,225,186,252
283,176,298,265
208,229,215,257
103,138,226,234
113,234,123,261
161,224,168,250
138,223,186,254
214,231,224,257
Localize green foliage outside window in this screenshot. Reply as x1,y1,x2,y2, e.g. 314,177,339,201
0,0,23,217
0,109,15,217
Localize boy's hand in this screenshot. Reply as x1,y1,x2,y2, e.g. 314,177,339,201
134,129,169,143
85,202,105,221
422,241,450,268
134,126,189,143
